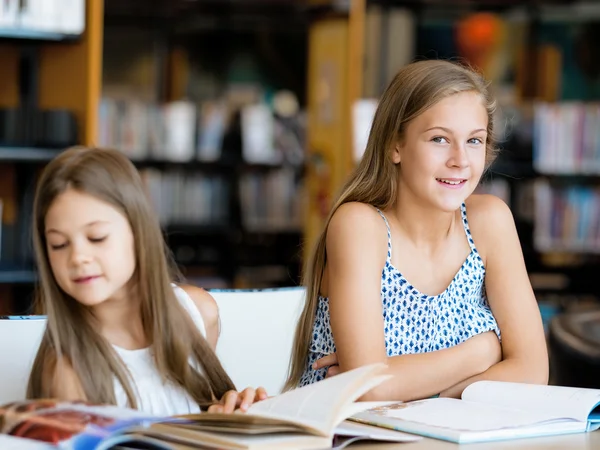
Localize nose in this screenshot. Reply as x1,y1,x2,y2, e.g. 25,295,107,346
447,142,470,169
69,240,93,267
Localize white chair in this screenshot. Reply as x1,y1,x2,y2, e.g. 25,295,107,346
0,316,47,404
210,287,305,395
0,286,306,404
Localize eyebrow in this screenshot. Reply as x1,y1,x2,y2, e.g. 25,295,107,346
423,126,487,134
46,220,110,234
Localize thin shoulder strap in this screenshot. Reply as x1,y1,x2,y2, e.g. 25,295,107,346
460,202,477,251
375,208,393,262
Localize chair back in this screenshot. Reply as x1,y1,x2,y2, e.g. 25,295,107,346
210,287,305,395
0,286,306,404
0,316,46,404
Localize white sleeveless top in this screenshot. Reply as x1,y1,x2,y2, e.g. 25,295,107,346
112,284,207,416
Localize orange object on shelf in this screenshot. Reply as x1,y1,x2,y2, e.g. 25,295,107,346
455,12,505,76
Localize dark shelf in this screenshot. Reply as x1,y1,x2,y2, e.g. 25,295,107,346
0,269,36,284
131,157,304,173
371,0,575,9
165,223,236,235
241,228,303,239
0,28,81,42
488,160,600,182
104,0,313,32
0,148,305,172
486,160,538,180
0,146,63,162
131,158,236,172
239,162,305,172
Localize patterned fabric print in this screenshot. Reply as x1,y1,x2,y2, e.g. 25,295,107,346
299,203,500,387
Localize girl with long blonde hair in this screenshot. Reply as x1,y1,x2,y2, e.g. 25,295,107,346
285,60,548,400
27,146,266,415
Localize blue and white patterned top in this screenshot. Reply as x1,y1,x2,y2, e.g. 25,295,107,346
299,202,500,387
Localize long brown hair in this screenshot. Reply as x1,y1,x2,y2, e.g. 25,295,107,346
284,59,499,390
27,146,235,407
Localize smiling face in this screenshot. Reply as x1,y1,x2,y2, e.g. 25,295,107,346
44,188,137,307
393,90,488,212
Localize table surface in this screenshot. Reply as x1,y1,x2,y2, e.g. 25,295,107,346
350,430,600,449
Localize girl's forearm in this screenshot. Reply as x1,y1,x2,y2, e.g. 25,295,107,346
361,340,492,402
439,357,549,399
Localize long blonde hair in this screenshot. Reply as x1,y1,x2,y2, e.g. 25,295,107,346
27,146,235,407
284,60,499,390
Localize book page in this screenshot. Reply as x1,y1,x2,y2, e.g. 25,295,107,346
334,420,421,442
462,381,600,422
246,363,388,436
355,397,576,432
353,405,589,444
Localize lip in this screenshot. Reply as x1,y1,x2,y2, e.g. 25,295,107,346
436,178,467,189
73,275,101,284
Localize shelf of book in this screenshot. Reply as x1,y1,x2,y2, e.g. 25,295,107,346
0,0,104,312
0,147,304,170
0,147,62,162
0,28,81,42
0,269,36,284
534,102,600,175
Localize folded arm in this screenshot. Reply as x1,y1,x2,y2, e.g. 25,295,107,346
439,196,549,398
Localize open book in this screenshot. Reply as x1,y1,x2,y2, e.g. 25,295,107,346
0,363,419,450
350,380,600,444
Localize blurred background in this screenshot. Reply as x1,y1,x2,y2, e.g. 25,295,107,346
0,0,598,388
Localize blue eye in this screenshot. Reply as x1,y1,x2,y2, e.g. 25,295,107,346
469,137,484,145
432,136,449,144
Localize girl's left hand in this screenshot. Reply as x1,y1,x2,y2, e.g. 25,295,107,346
208,387,269,414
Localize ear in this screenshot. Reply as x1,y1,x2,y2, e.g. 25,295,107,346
391,142,402,165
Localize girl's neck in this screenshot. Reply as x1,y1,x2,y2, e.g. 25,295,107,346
91,286,148,350
391,191,459,251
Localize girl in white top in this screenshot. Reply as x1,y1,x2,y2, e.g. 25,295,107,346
26,146,267,416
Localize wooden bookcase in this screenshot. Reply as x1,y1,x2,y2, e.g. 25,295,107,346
0,0,103,314
303,0,365,258
0,0,311,313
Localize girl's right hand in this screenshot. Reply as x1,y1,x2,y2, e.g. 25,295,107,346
207,387,268,414
312,353,341,378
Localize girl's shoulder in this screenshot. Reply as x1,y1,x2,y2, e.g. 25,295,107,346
329,201,387,231
325,202,390,272
465,194,517,261
465,193,513,225
328,201,389,244
176,284,219,349
178,285,218,327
